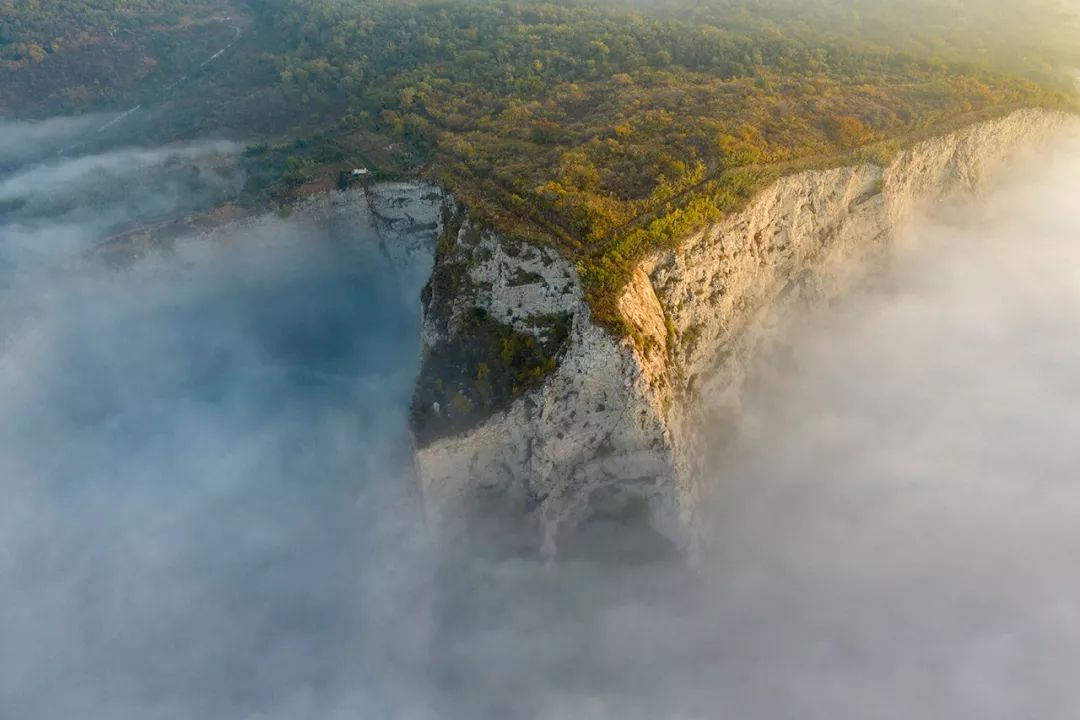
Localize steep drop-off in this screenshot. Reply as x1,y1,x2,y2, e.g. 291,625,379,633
409,109,1079,559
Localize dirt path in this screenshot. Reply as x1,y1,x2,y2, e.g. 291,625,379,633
95,21,243,134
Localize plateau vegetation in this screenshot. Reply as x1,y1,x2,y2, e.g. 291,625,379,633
4,0,1079,331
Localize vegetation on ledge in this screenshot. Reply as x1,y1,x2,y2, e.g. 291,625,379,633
411,207,573,444
411,307,572,446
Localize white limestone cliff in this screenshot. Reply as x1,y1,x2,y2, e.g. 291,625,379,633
412,108,1080,559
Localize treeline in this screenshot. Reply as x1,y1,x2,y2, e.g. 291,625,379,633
5,0,1077,334
245,0,1075,331
667,0,1080,85
0,0,247,115
0,0,178,65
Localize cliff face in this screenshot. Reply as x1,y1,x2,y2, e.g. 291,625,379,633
412,109,1080,559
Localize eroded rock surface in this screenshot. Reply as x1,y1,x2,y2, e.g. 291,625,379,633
412,109,1080,559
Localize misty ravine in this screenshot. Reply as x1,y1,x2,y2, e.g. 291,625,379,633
3,116,1080,720
0,130,433,717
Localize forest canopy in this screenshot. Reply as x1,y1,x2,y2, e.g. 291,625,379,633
4,0,1079,330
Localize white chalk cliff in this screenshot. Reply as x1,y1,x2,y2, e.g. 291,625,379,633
409,108,1080,559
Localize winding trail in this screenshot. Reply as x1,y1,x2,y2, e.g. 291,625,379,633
95,21,243,134
96,104,143,133
2,20,248,362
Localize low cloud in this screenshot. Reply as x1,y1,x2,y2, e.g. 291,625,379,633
685,133,1080,719
0,141,239,204
0,122,432,718
0,115,109,167
426,132,1080,720
2,117,1080,720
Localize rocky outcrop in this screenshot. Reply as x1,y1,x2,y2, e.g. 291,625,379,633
413,220,679,557
363,182,445,281
411,108,1080,559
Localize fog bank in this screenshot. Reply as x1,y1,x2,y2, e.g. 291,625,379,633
0,128,434,718
2,118,1080,720
687,133,1080,719
0,115,109,167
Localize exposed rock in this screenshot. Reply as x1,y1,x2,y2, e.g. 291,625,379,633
413,108,1080,560
364,182,444,279
411,219,578,531
155,183,445,280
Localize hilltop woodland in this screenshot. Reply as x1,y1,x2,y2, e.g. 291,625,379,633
4,0,1080,330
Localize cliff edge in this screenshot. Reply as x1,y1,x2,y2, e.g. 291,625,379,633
410,108,1079,560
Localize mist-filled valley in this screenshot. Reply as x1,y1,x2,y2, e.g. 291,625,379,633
0,125,433,717
2,109,1080,718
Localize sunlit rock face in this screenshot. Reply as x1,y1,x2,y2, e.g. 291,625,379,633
411,108,1080,559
